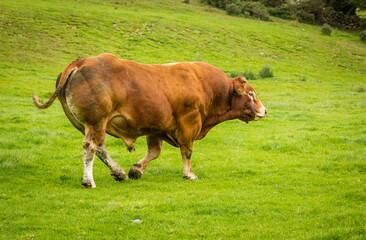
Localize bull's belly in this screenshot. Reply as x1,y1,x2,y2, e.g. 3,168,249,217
106,115,179,148
106,115,140,138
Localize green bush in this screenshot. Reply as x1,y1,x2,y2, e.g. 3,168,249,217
242,1,271,21
202,0,363,29
297,0,325,23
360,31,366,42
226,1,270,21
230,70,257,80
352,85,366,92
321,23,333,35
260,0,288,7
204,0,271,21
259,65,274,78
360,19,366,30
183,0,190,3
244,70,257,80
268,4,297,20
327,0,357,15
226,2,241,15
229,72,243,78
297,9,315,23
200,0,227,9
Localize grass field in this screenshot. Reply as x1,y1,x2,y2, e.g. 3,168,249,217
1,0,366,239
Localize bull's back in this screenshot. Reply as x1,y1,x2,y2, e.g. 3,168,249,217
150,61,230,111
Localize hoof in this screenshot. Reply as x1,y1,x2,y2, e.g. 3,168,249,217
183,174,198,180
111,170,128,181
128,166,143,180
81,179,96,188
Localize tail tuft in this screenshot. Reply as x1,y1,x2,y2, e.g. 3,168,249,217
32,93,55,109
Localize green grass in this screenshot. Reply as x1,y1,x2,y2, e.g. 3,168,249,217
1,0,366,239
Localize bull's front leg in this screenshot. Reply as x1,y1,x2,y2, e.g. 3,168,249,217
181,145,198,180
129,136,162,179
177,111,201,180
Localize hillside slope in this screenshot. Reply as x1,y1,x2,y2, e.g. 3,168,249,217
1,0,365,77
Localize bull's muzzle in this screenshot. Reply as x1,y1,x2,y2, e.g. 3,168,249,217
254,107,267,120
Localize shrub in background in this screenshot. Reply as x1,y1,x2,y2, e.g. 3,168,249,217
321,23,333,35
183,0,190,3
360,18,366,30
297,9,315,24
230,70,257,80
360,31,366,42
297,0,325,23
226,2,242,15
226,1,271,21
201,0,365,30
200,0,227,9
268,4,297,20
242,1,271,21
352,85,366,92
260,0,288,7
327,0,358,16
229,72,242,78
243,70,257,80
259,65,274,78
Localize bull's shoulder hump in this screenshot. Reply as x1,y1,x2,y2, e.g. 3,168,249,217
97,53,119,60
162,62,179,66
159,61,201,66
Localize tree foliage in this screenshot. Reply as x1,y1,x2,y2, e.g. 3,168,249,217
201,0,365,30
326,0,357,15
348,0,366,11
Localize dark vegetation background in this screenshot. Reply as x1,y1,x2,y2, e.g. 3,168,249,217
201,0,366,31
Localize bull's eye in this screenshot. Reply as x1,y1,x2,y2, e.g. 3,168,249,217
248,91,256,102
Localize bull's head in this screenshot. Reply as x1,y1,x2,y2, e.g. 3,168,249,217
232,76,267,123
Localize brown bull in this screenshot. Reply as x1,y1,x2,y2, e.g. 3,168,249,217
33,53,267,188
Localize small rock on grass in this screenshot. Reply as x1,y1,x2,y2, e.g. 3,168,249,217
132,219,143,224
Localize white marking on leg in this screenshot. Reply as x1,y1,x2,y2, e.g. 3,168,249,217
181,149,198,180
82,141,96,188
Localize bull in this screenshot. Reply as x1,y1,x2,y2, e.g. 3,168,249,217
33,53,267,188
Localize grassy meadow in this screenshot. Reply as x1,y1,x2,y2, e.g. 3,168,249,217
1,0,366,239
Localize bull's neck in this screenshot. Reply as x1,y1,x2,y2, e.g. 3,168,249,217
205,107,240,127
204,86,241,127
197,82,242,140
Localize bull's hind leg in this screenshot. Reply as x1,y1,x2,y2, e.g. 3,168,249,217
96,144,128,181
128,136,162,179
82,136,97,188
81,124,106,188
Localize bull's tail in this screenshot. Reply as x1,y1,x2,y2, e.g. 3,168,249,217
32,67,78,109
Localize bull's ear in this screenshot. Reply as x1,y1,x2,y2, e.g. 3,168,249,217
233,76,247,96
